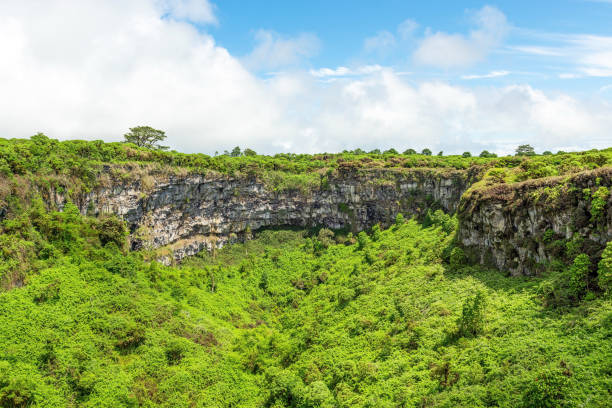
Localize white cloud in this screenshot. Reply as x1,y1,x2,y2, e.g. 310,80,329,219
0,0,610,156
398,19,419,40
364,31,396,53
0,0,294,153
414,6,508,68
158,0,217,24
243,30,320,71
513,33,612,77
363,19,418,55
462,70,510,80
559,73,582,79
309,65,383,78
509,45,566,57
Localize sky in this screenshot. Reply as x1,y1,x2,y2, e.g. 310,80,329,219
1,1,612,155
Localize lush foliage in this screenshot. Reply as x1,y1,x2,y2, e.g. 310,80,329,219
0,201,610,407
0,136,611,406
123,126,169,151
1,136,610,201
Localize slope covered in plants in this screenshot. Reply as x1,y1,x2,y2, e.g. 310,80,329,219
0,198,610,407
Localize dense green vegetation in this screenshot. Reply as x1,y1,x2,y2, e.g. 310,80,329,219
0,197,610,407
1,135,611,201
0,136,611,406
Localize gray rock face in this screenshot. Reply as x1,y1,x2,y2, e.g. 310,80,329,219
47,163,611,274
65,167,471,264
457,168,612,275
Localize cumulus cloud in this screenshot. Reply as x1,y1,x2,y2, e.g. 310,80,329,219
414,6,508,68
0,0,609,155
242,30,320,71
158,0,217,24
0,0,294,153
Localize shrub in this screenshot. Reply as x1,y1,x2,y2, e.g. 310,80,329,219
449,247,467,269
598,242,612,293
590,186,609,221
568,254,590,298
0,369,36,408
317,228,335,249
456,290,486,337
371,224,381,241
565,234,584,260
96,216,128,249
424,209,456,234
521,369,569,408
104,254,138,278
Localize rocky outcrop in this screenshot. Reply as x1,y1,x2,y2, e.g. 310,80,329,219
60,167,474,264
44,161,612,274
457,167,612,275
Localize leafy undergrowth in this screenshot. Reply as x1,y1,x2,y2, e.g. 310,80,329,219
0,207,611,407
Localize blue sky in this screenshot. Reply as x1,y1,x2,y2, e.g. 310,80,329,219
210,0,612,95
1,0,611,154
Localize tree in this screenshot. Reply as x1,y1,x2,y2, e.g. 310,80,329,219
437,151,444,156
462,151,471,158
369,148,381,154
542,151,553,155
403,148,416,155
230,146,242,157
421,148,432,156
479,150,497,158
123,126,168,150
515,144,535,156
383,148,398,155
243,148,257,156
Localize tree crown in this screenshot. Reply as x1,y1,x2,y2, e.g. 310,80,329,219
123,126,168,150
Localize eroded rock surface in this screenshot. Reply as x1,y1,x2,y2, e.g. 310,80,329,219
457,168,612,275
60,167,472,263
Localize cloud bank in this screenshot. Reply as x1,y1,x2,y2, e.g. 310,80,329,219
414,6,508,68
0,1,610,155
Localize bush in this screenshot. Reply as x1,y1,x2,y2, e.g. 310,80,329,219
449,247,467,269
371,224,381,241
356,231,369,250
456,290,486,337
598,242,612,293
423,209,456,234
590,186,609,221
568,254,590,298
317,228,335,249
521,369,569,408
540,253,591,307
96,216,128,249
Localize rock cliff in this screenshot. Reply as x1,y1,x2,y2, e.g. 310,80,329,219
44,162,612,274
62,167,474,263
457,167,612,275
